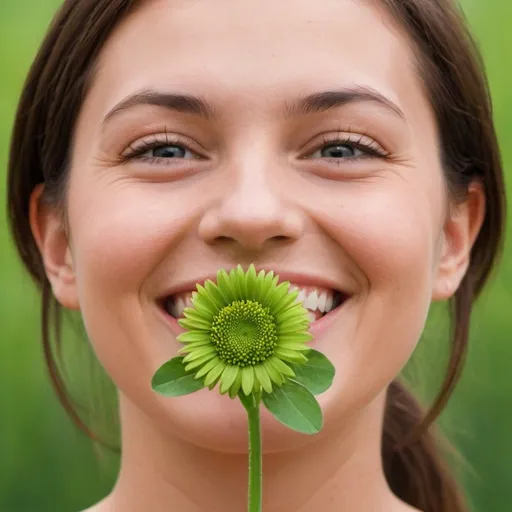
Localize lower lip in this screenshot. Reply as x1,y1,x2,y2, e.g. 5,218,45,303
160,308,187,337
308,301,346,343
159,299,347,343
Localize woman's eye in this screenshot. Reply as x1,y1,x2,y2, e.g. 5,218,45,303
311,143,364,159
140,144,195,159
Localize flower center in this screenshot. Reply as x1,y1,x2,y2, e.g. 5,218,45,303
210,300,277,367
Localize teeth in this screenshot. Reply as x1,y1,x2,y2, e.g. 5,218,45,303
290,285,339,314
317,292,327,313
165,284,343,319
185,294,194,308
325,294,333,312
304,290,318,311
307,311,316,323
166,292,194,318
171,297,185,318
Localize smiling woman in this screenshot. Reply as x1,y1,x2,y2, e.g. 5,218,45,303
6,1,506,512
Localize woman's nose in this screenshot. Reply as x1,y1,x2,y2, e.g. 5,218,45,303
198,163,304,253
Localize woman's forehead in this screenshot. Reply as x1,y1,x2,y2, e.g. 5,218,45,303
81,0,431,138
90,0,422,113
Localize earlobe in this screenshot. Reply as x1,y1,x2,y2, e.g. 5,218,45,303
432,182,486,301
29,184,80,310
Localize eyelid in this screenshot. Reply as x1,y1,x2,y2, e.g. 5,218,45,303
301,130,390,159
122,132,206,159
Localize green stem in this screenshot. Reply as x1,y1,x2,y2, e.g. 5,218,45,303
240,391,263,512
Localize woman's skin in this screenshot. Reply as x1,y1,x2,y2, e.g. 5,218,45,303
29,0,484,510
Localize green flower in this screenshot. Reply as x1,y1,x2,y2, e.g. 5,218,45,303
152,265,336,512
178,264,313,398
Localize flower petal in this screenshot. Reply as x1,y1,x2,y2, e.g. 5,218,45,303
195,284,224,310
204,279,231,308
219,365,240,395
228,371,243,399
267,356,296,378
252,269,267,303
178,340,213,354
217,269,237,303
194,356,221,379
233,266,245,300
253,370,261,393
183,308,213,324
276,341,311,352
276,332,313,344
177,331,212,343
272,289,300,315
241,366,255,395
276,308,309,326
182,346,217,363
178,317,212,331
274,348,309,364
204,361,227,387
277,318,310,334
254,364,273,393
189,295,216,320
184,352,218,372
266,282,291,312
245,264,258,299
261,274,279,305
263,360,285,386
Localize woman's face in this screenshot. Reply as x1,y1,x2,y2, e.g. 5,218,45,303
40,0,466,451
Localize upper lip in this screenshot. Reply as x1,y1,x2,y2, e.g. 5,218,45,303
157,266,352,300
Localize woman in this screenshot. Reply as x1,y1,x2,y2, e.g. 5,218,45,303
7,0,506,511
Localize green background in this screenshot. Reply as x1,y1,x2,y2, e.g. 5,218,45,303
0,1,510,511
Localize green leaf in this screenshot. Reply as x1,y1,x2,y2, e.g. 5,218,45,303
290,349,335,395
262,380,323,434
152,357,205,397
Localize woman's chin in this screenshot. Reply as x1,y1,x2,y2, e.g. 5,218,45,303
156,387,326,454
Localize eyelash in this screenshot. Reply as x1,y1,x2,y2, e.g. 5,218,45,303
308,131,390,161
122,133,202,162
122,130,390,163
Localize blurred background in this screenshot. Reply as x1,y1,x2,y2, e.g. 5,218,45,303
0,1,510,511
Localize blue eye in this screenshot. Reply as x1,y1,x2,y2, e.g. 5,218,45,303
140,144,195,159
314,143,364,159
306,134,389,162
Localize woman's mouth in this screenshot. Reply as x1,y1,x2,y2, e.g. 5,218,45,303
160,284,348,325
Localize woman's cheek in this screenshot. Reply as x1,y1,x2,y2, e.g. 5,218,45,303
334,180,438,291
64,185,184,394
69,185,188,295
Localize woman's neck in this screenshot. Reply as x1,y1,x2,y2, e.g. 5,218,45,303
104,391,416,512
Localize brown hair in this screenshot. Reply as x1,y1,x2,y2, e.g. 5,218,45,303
6,1,507,511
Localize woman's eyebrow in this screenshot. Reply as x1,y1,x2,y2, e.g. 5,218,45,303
102,85,405,125
284,86,406,120
103,90,219,125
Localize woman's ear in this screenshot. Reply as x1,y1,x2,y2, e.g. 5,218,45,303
432,181,486,301
29,184,80,310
